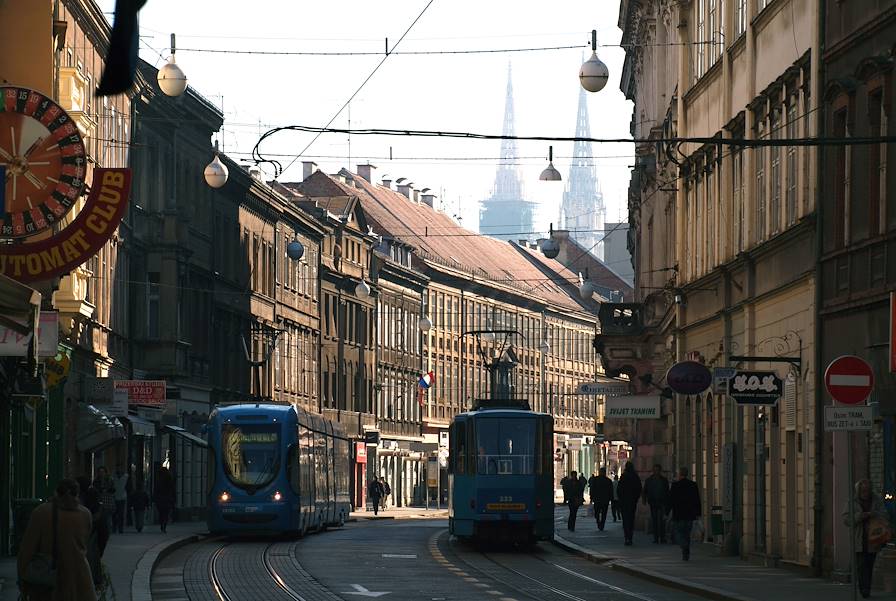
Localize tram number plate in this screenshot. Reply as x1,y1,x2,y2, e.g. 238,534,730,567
486,503,525,511
245,506,259,512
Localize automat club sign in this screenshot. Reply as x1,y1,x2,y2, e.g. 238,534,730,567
0,86,131,283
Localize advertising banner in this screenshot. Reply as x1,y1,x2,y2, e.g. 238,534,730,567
0,311,58,356
114,379,166,408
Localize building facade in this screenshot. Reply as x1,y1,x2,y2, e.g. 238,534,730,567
819,0,896,577
613,0,822,567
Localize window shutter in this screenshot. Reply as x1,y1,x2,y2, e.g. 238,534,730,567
784,373,797,431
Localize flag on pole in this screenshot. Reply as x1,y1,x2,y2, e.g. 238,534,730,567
418,371,435,389
417,371,435,407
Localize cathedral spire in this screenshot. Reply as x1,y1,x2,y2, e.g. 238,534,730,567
479,63,536,240
560,84,605,257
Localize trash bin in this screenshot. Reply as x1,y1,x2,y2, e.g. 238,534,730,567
12,498,44,554
711,505,724,537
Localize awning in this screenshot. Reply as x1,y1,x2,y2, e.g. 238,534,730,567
77,405,126,452
0,274,41,363
164,425,208,448
123,415,156,437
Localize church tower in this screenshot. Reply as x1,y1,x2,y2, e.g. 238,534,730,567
560,85,605,258
479,65,537,240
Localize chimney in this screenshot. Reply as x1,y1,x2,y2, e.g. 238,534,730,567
420,187,435,208
302,161,318,181
413,189,420,203
381,175,392,189
397,180,414,199
357,164,376,183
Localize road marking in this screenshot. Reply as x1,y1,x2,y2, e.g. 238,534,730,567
463,577,479,582
552,564,655,601
341,584,390,598
381,554,417,558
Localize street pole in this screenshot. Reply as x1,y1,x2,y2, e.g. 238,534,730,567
848,430,856,601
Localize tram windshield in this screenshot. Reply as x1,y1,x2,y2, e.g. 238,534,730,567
221,424,281,489
476,418,536,475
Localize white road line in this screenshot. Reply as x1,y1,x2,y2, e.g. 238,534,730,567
552,563,656,601
382,553,417,558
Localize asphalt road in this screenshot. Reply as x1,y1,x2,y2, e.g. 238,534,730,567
152,518,711,601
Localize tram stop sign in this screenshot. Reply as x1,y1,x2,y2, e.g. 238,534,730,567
824,355,874,405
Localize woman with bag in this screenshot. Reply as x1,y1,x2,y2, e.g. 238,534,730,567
17,478,95,601
842,479,890,599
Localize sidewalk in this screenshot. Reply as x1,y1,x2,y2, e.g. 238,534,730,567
351,505,449,520
0,521,205,601
552,506,893,601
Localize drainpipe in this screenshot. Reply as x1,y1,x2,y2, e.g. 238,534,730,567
812,0,827,578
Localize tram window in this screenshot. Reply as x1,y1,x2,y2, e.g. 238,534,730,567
221,424,280,489
476,418,536,475
455,421,466,474
287,444,300,494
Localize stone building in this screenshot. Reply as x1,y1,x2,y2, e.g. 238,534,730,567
613,0,821,567
819,0,896,578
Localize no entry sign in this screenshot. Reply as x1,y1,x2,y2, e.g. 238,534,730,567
824,355,874,405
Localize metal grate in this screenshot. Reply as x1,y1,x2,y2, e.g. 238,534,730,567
784,373,797,431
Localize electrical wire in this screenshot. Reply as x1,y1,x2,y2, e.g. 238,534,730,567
259,0,438,177
176,44,587,56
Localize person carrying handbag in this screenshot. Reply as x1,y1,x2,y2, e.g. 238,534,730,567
843,478,890,599
17,478,95,601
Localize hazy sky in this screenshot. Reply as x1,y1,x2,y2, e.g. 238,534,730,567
102,0,634,234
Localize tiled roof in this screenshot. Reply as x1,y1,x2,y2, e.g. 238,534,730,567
326,172,600,315
558,233,634,298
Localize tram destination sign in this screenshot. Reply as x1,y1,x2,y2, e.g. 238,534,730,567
576,381,629,396
605,395,661,419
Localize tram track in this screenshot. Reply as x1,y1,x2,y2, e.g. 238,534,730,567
439,530,659,601
207,541,310,601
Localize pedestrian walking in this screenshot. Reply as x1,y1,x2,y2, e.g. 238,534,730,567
617,462,642,545
588,467,613,531
153,466,175,533
668,466,702,560
112,467,129,534
642,464,670,543
367,477,384,515
611,474,621,522
92,467,115,541
842,478,890,598
75,476,105,586
380,477,391,511
129,482,150,533
17,478,96,601
560,473,572,505
564,471,586,531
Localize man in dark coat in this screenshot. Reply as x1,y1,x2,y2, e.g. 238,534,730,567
367,477,384,516
588,467,614,531
668,466,702,560
642,464,671,543
617,461,642,545
565,471,585,531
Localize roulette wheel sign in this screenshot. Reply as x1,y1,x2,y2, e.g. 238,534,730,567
0,86,87,238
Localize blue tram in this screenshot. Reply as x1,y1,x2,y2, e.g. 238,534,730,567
448,399,554,544
207,403,351,536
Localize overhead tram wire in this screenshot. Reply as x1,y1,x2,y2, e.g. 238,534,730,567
176,44,587,56
253,0,438,177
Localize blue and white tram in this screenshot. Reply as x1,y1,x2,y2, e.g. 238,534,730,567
207,403,351,536
448,399,554,544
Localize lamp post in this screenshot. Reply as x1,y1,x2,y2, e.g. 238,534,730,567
580,29,609,93
158,33,188,97
539,146,562,182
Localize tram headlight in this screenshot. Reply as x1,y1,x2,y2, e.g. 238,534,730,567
219,491,230,502
272,491,283,502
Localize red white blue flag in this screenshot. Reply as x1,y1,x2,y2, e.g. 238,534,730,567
418,371,435,389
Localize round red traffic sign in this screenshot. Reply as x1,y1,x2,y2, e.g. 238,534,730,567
824,355,874,405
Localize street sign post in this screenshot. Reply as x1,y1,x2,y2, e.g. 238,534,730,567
576,381,629,396
824,355,874,601
824,406,873,432
824,355,874,405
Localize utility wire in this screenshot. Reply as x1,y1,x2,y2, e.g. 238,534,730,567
257,0,438,177
177,44,586,56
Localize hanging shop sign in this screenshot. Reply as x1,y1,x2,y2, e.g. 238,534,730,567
727,370,783,405
0,310,58,356
605,395,661,419
666,361,712,395
0,168,131,282
356,442,367,463
712,367,737,395
114,379,167,408
576,380,629,396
